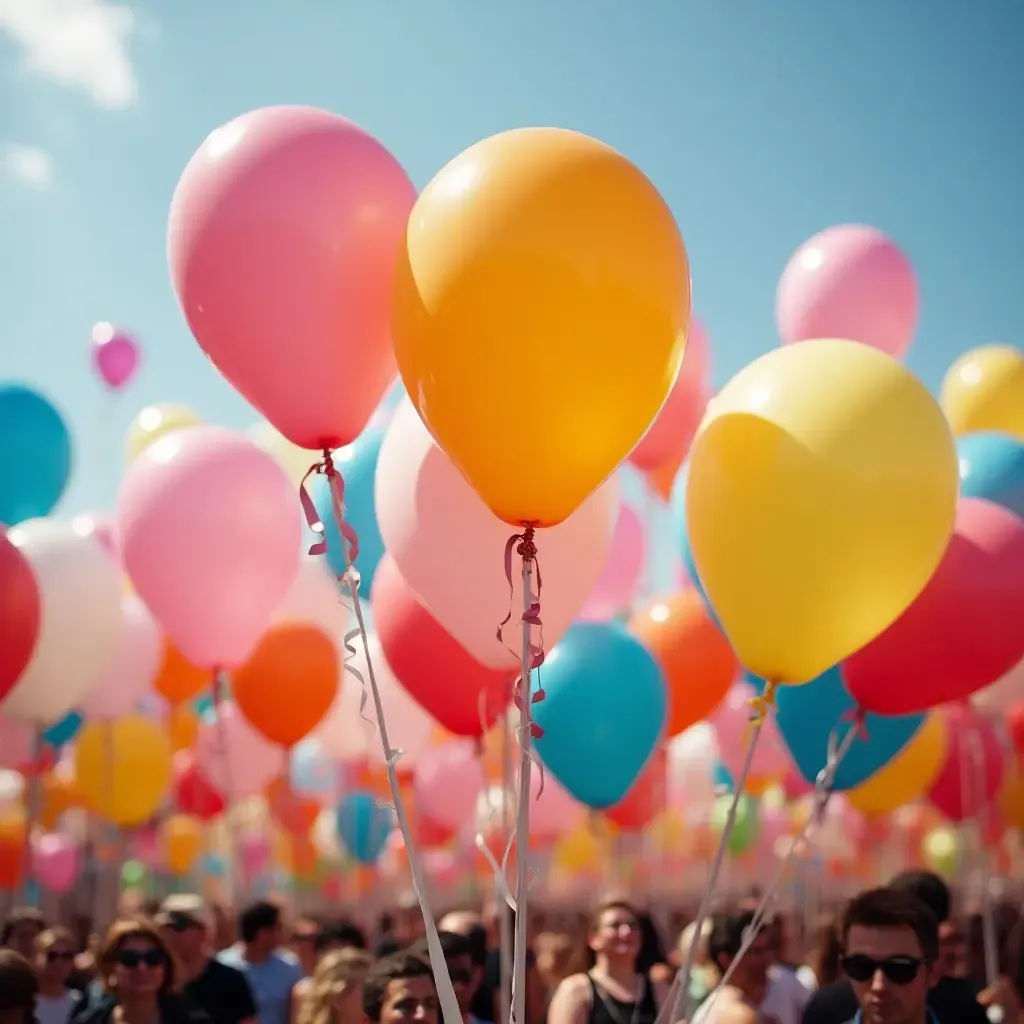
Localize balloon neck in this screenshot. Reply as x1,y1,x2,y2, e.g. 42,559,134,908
517,524,538,562
750,680,779,724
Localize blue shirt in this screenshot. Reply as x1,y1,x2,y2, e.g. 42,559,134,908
216,948,303,1024
851,1011,940,1023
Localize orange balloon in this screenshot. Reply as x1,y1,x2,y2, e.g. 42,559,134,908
628,591,738,736
232,624,339,748
155,641,209,706
646,453,684,503
265,776,320,835
40,766,83,830
605,749,667,830
169,704,199,752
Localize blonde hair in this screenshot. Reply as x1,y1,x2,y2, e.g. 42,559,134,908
36,926,76,953
297,948,373,1024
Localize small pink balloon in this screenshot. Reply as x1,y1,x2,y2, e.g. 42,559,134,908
32,833,80,893
927,706,1005,822
82,594,162,721
776,225,919,358
168,106,417,450
194,702,286,798
710,682,789,783
118,426,301,669
423,849,457,887
130,827,162,869
413,739,486,831
91,323,141,390
529,768,584,840
239,833,270,875
0,716,34,770
579,504,646,622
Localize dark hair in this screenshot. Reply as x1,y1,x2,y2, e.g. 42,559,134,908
1,909,45,947
430,931,474,963
98,918,179,997
316,921,367,953
460,924,488,969
808,914,843,988
0,949,38,1011
634,911,667,974
708,912,759,967
888,871,950,926
363,950,436,1023
842,888,939,962
238,902,281,944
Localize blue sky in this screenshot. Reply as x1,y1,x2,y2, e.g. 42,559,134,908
1,0,1022,528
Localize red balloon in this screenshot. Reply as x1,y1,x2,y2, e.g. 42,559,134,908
1008,699,1024,757
0,528,41,702
604,749,666,830
846,499,1024,714
926,706,1005,822
172,751,226,821
372,555,512,737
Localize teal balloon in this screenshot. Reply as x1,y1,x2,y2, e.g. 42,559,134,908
43,711,83,749
336,790,393,864
194,691,215,718
311,427,385,593
713,761,734,792
711,793,759,855
532,622,667,809
199,854,226,877
290,738,336,798
0,384,71,525
957,432,1024,520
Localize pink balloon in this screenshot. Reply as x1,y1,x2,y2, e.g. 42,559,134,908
846,499,1024,714
239,834,270,876
710,682,788,783
629,318,712,472
927,705,1005,822
118,426,301,669
82,594,162,721
32,833,80,893
0,716,34,770
376,399,619,669
529,768,584,840
167,107,416,451
194,702,286,798
781,765,814,801
413,739,486,831
579,504,646,622
131,827,162,869
91,323,141,390
776,225,919,358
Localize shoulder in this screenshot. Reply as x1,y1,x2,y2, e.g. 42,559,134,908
556,974,593,996
272,951,304,981
217,947,244,968
550,973,593,1009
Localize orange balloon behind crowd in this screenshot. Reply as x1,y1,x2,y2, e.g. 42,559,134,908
232,624,339,747
265,776,321,835
154,641,209,706
629,591,738,736
604,749,667,830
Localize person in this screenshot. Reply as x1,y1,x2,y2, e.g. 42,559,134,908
69,917,209,1024
295,949,370,1024
156,895,257,1024
2,911,46,962
218,903,303,1024
33,928,81,1024
547,900,668,1024
761,916,811,1024
362,951,438,1024
675,920,719,1010
471,903,544,1024
0,949,38,1024
374,897,424,960
289,924,321,981
411,932,483,1024
798,916,842,993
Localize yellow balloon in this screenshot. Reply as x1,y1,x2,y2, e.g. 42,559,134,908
846,711,948,816
392,128,690,527
74,716,172,826
687,340,958,684
940,344,1024,440
922,826,960,879
248,421,314,486
126,403,202,463
161,813,203,875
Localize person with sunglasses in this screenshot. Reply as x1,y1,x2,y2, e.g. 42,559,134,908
411,933,483,1024
33,929,80,1024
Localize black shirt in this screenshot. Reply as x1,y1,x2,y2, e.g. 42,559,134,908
801,975,988,1024
470,947,537,1024
185,959,258,1024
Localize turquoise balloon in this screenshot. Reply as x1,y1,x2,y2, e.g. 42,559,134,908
199,853,226,877
336,790,393,864
713,761,734,792
532,622,667,809
957,432,1024,520
43,710,83,749
0,384,71,525
312,427,385,593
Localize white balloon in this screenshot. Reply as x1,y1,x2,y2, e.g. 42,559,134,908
272,553,349,648
666,722,719,809
3,519,122,723
0,769,24,807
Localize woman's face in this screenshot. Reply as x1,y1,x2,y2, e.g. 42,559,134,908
111,937,167,997
592,908,641,960
37,940,76,985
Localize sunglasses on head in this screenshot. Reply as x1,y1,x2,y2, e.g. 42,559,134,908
116,949,165,969
841,954,926,985
45,950,75,963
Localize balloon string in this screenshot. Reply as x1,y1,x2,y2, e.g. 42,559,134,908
212,672,245,906
966,725,1000,991
20,727,44,906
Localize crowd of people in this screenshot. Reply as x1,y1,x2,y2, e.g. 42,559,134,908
0,871,1022,1024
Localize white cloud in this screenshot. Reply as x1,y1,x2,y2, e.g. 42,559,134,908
0,0,138,109
4,143,54,186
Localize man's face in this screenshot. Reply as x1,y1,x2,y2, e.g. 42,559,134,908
378,975,439,1024
160,916,206,961
844,924,936,1024
7,921,42,959
445,953,481,1014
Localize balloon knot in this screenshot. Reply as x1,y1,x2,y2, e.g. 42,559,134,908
517,524,538,562
750,680,778,725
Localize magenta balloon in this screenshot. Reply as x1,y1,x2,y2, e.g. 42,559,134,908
926,706,1005,822
91,323,141,390
579,504,646,621
413,739,486,831
776,225,919,358
32,833,80,893
118,426,301,669
167,106,416,451
194,702,285,798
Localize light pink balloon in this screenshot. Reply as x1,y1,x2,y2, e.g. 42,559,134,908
118,426,301,669
376,400,619,669
528,768,584,840
629,318,712,472
413,739,486,831
167,106,416,451
194,702,286,798
776,225,919,358
579,504,645,621
130,827,162,869
72,512,119,565
0,716,34,769
32,833,79,893
82,594,162,721
710,682,789,783
239,833,270,876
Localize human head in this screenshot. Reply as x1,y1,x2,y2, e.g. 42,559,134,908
156,894,213,964
588,900,642,969
1,910,45,961
317,922,368,956
0,950,37,1024
363,950,438,1024
889,870,954,979
413,932,482,1015
238,901,284,956
392,894,425,945
707,911,770,1004
841,887,939,1024
289,917,322,974
300,948,373,1024
677,919,712,969
34,927,76,988
98,918,177,1001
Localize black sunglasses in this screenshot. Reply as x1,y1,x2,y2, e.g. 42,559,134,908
116,949,165,969
841,954,926,986
165,914,201,933
45,950,75,963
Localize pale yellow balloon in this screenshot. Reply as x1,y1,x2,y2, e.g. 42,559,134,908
248,421,317,486
940,344,1024,440
921,826,960,879
126,403,202,463
846,711,948,816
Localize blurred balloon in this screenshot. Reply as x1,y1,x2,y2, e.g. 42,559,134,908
91,323,140,390
172,751,225,821
709,682,788,788
999,764,1024,830
336,791,393,864
121,859,146,887
711,793,759,856
0,528,40,702
413,740,486,832
776,225,918,358
119,426,301,669
272,553,349,649
533,623,667,809
154,642,209,707
194,703,285,799
4,519,121,723
926,706,1005,821
75,715,172,825
391,127,690,527
846,498,1024,712
957,432,1024,520
0,718,34,771
71,513,119,565
973,657,1024,713
290,739,341,804
940,345,1024,441
372,555,511,737
921,827,961,879
376,399,619,669
42,712,82,749
527,769,584,842
32,833,78,893
579,504,645,621
168,106,415,450
161,814,203,875
629,591,736,737
646,450,686,504
1009,700,1024,758
0,384,71,525
265,776,320,836
125,403,202,464
687,339,958,684
666,724,718,808
248,422,312,487
239,834,270,877
605,749,667,830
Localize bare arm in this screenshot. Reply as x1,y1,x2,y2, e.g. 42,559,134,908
547,974,592,1024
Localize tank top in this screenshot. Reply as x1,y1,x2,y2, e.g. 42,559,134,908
587,975,658,1024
